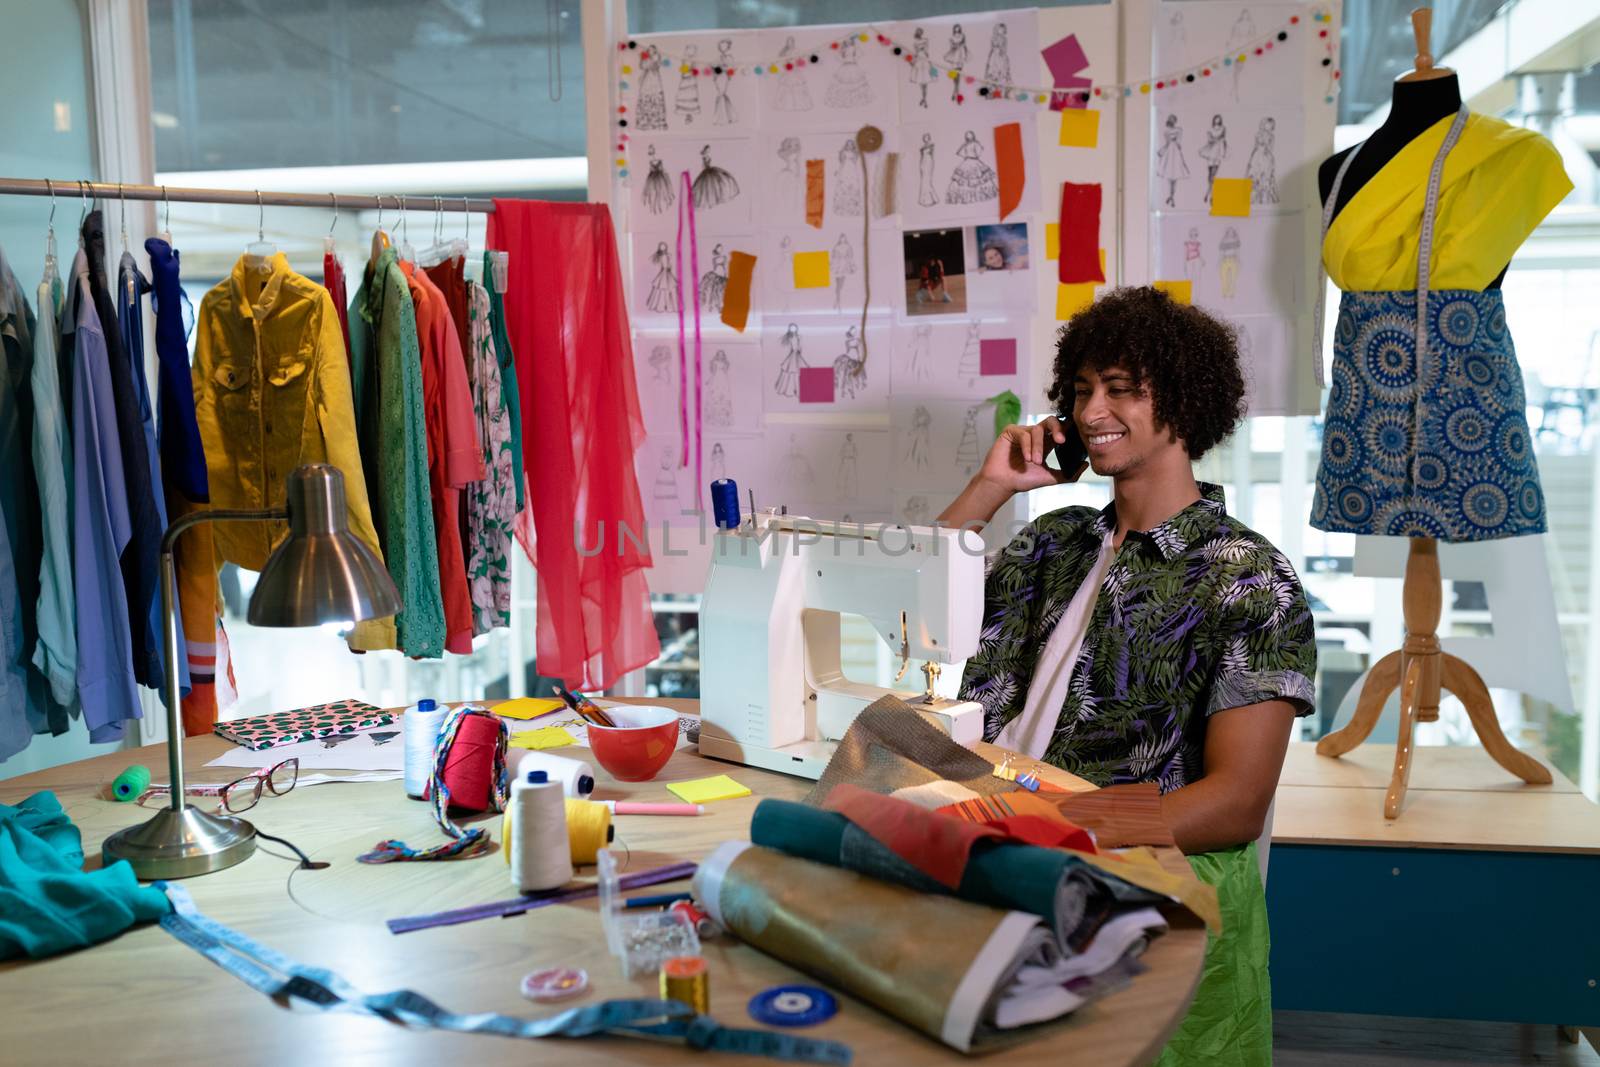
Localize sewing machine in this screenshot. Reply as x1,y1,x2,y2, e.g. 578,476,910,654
698,510,987,779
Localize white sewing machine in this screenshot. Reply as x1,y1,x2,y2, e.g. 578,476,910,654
698,509,987,779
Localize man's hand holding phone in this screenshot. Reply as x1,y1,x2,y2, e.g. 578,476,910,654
981,416,1088,494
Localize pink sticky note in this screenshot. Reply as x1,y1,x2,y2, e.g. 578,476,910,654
1041,33,1092,111
798,367,835,403
979,338,1017,376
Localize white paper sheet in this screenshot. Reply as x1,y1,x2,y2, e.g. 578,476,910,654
754,25,903,134
634,331,684,433
761,315,892,413
898,119,1038,229
625,30,764,140
761,224,899,317
1230,313,1295,415
890,12,1041,124
628,136,754,234
765,425,892,522
889,318,1027,398
701,340,765,435
1153,2,1308,112
757,128,905,232
639,433,700,524
1150,105,1303,214
891,395,1000,496
1151,212,1303,317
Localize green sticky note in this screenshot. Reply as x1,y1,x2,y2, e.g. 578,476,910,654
666,774,752,804
792,250,831,289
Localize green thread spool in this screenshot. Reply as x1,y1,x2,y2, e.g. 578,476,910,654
112,764,151,802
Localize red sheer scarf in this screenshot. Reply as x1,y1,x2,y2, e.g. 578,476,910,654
487,201,660,689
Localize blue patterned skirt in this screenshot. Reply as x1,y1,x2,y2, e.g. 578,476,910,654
1312,289,1546,542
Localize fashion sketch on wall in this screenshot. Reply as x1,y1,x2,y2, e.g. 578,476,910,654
647,242,677,313
774,322,806,398
1157,114,1189,209
693,145,741,209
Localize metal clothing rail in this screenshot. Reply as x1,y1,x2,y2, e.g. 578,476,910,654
0,177,495,213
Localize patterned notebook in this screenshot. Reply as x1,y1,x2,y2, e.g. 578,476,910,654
213,699,391,751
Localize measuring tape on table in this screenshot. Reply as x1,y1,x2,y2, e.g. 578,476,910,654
155,883,851,1063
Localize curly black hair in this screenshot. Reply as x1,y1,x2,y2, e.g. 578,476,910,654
1047,286,1246,460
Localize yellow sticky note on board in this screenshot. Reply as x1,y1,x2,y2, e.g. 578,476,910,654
510,726,578,750
494,697,567,720
1099,248,1108,274
666,774,752,804
792,250,830,289
1210,178,1253,217
1058,108,1100,148
1045,223,1060,260
1153,279,1192,304
1056,282,1097,320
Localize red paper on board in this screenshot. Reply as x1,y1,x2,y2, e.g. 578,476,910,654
994,122,1025,222
1058,182,1105,284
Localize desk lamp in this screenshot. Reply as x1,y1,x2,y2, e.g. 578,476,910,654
102,464,401,879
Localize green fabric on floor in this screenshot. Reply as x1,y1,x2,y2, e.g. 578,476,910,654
1154,841,1272,1067
0,791,171,960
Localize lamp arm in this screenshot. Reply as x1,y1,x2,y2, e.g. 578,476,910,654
158,506,288,811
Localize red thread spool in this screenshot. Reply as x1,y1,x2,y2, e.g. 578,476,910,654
440,712,501,812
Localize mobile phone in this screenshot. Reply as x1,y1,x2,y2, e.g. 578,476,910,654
1045,425,1088,478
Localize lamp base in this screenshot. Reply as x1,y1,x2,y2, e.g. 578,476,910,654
102,805,257,880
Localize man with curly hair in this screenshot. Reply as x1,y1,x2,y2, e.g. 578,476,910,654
940,286,1316,1067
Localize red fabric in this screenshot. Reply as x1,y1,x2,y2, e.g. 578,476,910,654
324,251,351,368
402,262,483,655
1057,181,1106,284
487,200,660,690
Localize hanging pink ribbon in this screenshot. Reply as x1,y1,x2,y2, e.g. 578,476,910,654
674,171,703,506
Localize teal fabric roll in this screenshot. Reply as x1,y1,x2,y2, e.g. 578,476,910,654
750,797,1161,951
0,790,171,960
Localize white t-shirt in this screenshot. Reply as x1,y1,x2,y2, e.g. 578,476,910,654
993,530,1117,760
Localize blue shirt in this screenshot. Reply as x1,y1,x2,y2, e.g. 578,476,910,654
69,250,142,742
31,266,75,716
145,239,207,503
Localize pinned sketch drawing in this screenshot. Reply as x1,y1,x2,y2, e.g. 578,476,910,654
1156,114,1190,209
831,233,856,311
984,23,1011,87
637,47,668,131
676,45,703,125
713,40,738,125
710,442,727,483
834,139,864,217
700,243,729,312
643,146,675,214
647,243,678,313
836,433,859,499
649,344,673,383
693,145,741,208
774,37,813,111
773,322,806,397
1226,10,1257,103
706,349,733,427
917,134,939,207
825,36,874,108
778,433,815,491
778,136,803,212
1247,117,1279,204
1184,228,1206,284
1199,116,1228,203
654,444,681,503
957,320,981,377
1219,226,1241,299
910,28,935,109
833,326,867,399
955,405,982,473
947,131,998,204
908,324,934,382
944,25,969,102
907,405,933,468
903,495,930,526
779,236,794,310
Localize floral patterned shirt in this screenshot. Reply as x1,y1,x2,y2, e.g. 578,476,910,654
465,281,515,635
959,483,1316,792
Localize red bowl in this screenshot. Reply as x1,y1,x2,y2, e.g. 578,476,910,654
586,705,679,782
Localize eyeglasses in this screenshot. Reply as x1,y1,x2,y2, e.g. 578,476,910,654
144,759,299,814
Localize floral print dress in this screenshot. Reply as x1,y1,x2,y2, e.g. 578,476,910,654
465,281,516,635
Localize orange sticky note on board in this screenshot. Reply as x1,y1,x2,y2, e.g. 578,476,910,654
1153,279,1192,304
995,122,1025,222
793,250,830,289
1056,282,1096,320
1210,178,1252,217
805,159,825,228
1058,108,1100,148
721,251,757,332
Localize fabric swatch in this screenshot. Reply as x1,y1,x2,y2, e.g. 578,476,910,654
720,250,757,332
667,774,751,804
1210,178,1253,217
994,122,1025,222
805,159,825,229
1057,181,1105,284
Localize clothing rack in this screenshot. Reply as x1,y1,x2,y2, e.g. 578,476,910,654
0,177,496,213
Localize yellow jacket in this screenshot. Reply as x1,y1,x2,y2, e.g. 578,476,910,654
194,253,396,647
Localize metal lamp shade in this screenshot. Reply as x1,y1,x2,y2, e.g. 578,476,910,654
247,464,401,627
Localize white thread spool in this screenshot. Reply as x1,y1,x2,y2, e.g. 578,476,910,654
403,699,448,798
510,770,573,892
506,749,596,798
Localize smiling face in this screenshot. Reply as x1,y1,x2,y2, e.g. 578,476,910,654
1072,364,1183,478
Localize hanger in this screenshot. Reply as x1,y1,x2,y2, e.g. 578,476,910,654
396,193,417,264
43,178,58,280
420,194,468,267
117,182,131,264
159,184,172,245
369,194,391,262
325,193,339,256
77,180,91,249
245,190,277,261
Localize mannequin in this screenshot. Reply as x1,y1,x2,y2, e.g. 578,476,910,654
1311,9,1563,816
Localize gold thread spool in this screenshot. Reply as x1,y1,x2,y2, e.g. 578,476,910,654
660,955,709,1014
564,798,613,864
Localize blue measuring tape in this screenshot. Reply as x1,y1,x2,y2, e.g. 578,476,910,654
156,883,850,1063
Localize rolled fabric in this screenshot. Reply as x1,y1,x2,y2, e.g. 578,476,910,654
695,842,1157,1051
750,797,1164,953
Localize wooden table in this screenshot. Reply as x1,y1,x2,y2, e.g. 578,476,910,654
0,698,1207,1066
1267,742,1600,1027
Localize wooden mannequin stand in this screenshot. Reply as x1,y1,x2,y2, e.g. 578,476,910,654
1313,12,1552,819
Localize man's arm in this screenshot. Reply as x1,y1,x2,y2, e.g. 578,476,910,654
938,416,1076,529
1161,699,1297,854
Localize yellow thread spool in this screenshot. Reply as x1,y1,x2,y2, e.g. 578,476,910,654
660,955,710,1014
564,798,613,865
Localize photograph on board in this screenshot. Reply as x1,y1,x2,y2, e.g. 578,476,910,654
903,227,967,317
974,222,1029,272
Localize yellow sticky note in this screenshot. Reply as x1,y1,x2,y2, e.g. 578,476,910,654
1210,178,1252,217
1154,279,1192,304
494,697,567,720
666,774,752,804
792,250,830,289
1099,248,1108,274
1056,282,1097,320
1045,223,1059,260
510,725,578,750
1058,108,1100,148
